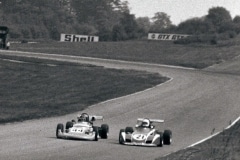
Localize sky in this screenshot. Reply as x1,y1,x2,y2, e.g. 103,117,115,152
126,0,240,25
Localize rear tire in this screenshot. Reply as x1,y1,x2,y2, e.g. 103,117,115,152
56,123,64,139
119,129,125,144
163,130,172,145
100,124,109,139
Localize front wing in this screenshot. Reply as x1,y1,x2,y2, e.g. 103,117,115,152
122,142,158,147
57,130,96,140
120,132,160,147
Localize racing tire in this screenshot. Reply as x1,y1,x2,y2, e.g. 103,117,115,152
119,129,125,144
157,132,163,147
100,124,109,139
93,126,99,141
163,130,172,145
56,123,64,139
66,121,73,130
125,127,134,134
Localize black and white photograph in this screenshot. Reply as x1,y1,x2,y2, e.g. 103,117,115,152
0,0,239,159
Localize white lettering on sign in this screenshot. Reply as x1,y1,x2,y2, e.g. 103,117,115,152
60,34,99,42
148,33,190,41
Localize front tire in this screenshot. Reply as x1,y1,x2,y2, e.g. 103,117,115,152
125,127,134,133
119,129,125,144
66,121,73,130
100,124,109,139
163,130,172,145
93,126,99,141
56,123,64,139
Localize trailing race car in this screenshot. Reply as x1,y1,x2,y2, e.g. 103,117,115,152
56,113,109,141
119,118,172,147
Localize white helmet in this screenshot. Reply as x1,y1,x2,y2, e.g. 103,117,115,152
142,119,150,127
77,113,89,122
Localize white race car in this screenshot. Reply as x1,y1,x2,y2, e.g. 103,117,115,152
56,113,109,141
119,118,172,147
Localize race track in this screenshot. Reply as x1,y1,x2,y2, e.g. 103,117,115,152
0,51,240,160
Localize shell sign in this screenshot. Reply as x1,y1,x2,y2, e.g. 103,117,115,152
60,34,99,42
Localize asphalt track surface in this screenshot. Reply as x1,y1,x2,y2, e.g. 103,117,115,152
0,51,240,160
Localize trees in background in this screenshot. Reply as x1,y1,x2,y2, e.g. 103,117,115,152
174,7,240,44
206,7,232,33
0,0,142,41
176,17,215,34
0,0,239,42
0,0,78,40
172,7,239,36
135,17,151,38
233,16,240,34
149,12,172,32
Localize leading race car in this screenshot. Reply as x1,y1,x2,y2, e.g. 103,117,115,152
119,118,172,147
56,113,109,141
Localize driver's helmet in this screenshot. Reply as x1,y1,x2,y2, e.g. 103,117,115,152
142,119,150,127
78,113,89,122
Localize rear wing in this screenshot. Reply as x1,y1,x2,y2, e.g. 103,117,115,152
89,115,104,121
137,118,164,123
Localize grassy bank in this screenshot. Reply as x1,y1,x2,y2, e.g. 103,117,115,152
157,119,240,160
0,55,169,124
11,38,240,69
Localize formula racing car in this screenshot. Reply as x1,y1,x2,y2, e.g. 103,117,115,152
56,113,109,141
119,118,172,147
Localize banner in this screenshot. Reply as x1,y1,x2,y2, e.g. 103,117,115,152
148,33,190,41
60,34,99,42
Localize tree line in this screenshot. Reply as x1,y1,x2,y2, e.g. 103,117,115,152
0,0,239,42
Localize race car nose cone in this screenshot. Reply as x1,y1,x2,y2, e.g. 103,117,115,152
132,134,146,141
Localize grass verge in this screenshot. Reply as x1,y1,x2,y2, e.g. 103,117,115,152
11,39,240,69
156,120,240,160
0,55,169,124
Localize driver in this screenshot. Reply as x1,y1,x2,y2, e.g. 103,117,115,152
141,119,150,128
77,113,89,122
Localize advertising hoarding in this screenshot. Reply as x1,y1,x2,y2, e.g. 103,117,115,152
148,33,190,41
60,34,99,42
